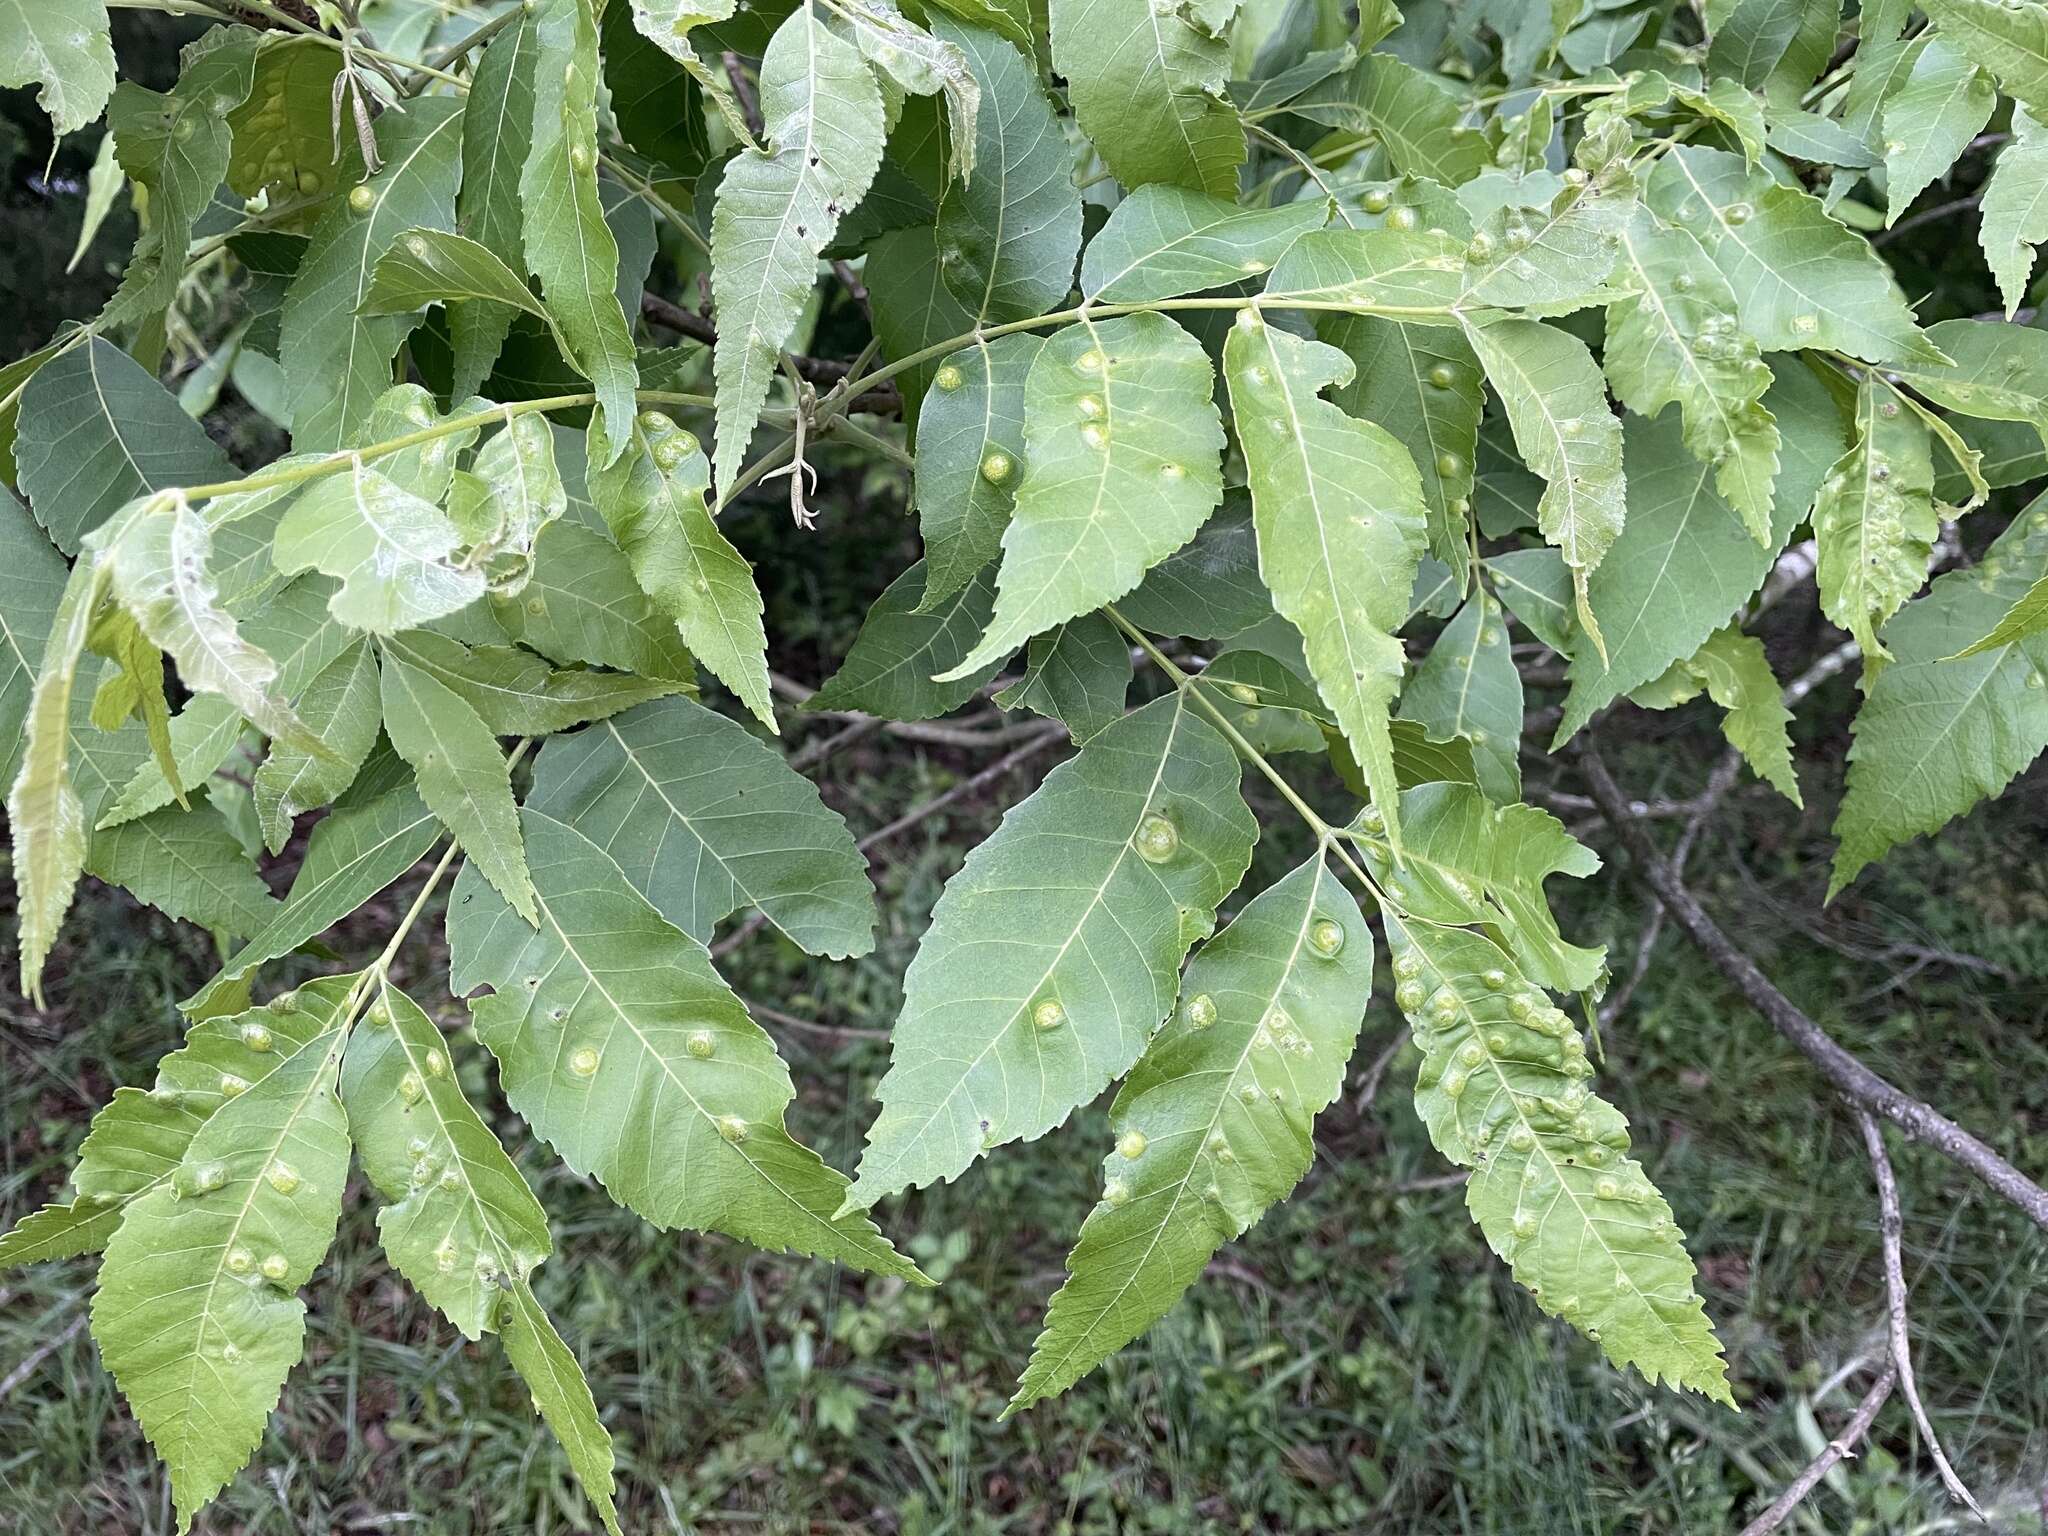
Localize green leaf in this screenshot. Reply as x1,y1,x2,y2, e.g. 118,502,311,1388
13,987,326,1276
1261,225,1472,315
0,1199,122,1269
1399,595,1523,804
1382,913,1730,1402
1887,317,2048,436
843,1,980,184
590,412,774,729
1118,497,1275,640
84,800,280,941
1082,187,1327,303
1646,146,1947,367
363,229,563,345
910,334,1044,610
92,977,353,1530
995,612,1132,742
0,490,70,789
1336,53,1491,186
279,98,465,451
1831,510,2048,894
1464,316,1627,650
943,314,1224,679
931,17,1077,321
187,780,440,1015
0,0,114,135
1010,856,1370,1409
1952,570,2048,657
273,459,489,634
1316,312,1481,590
526,693,875,957
1050,0,1242,197
1881,36,1997,226
226,36,351,209
253,637,381,849
867,224,981,430
1604,207,1781,544
342,980,552,1338
848,693,1256,1207
1639,627,1802,804
1814,381,1938,666
1556,402,1827,745
1458,179,1632,314
457,6,541,397
808,560,1002,719
446,808,921,1278
1225,310,1428,848
1920,0,2048,118
380,647,535,924
497,1280,621,1536
710,2,886,492
1980,106,2048,317
628,0,754,146
522,0,639,459
100,30,258,327
1355,782,1606,995
1707,0,1837,102
9,551,112,1001
603,0,708,179
104,493,319,751
492,520,697,680
379,630,680,735
17,338,236,555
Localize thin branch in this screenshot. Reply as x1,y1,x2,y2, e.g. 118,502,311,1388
638,292,903,415
1737,1364,1898,1536
1856,1111,1984,1516
1577,743,2048,1234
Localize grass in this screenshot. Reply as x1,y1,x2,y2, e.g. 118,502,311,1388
3,683,2046,1532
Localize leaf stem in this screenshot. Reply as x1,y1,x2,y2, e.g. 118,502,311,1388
1103,606,1386,897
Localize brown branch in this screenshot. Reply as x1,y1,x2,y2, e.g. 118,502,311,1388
1737,1364,1898,1536
639,292,902,416
1856,1111,1984,1515
1577,743,2048,1234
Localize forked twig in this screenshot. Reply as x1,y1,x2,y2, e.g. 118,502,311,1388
1737,1364,1898,1536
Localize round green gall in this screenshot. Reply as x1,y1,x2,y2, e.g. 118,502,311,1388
569,1046,601,1078
1396,979,1426,1012
934,364,963,391
1481,969,1508,992
266,1160,301,1196
1361,188,1391,214
1032,998,1066,1031
687,1030,716,1059
226,1247,254,1275
1723,201,1752,226
1184,993,1217,1029
398,1072,424,1104
219,1073,248,1099
241,1022,274,1052
1117,1130,1148,1160
1225,681,1260,705
717,1115,749,1143
1133,814,1179,863
1103,1177,1130,1207
1428,363,1458,389
347,184,375,214
1386,206,1418,232
980,450,1013,483
424,1049,448,1079
260,1252,290,1282
1309,918,1347,957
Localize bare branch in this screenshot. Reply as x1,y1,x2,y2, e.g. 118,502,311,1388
1737,1363,1898,1536
640,292,903,415
1856,1110,1985,1516
1577,743,2048,1234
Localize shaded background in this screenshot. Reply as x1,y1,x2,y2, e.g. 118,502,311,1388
2,11,2046,1534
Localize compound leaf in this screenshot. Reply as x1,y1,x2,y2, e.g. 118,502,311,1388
1383,914,1730,1403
